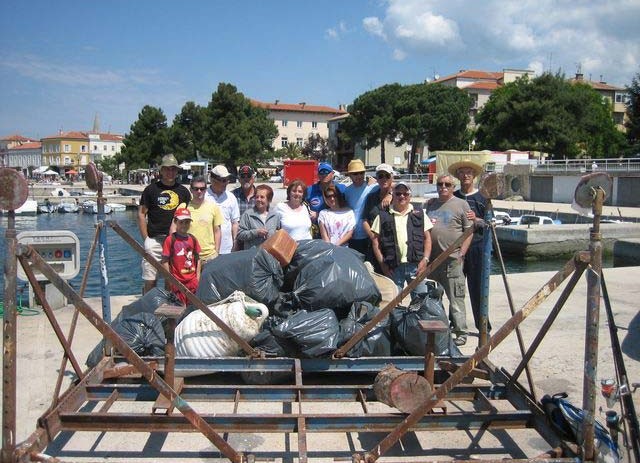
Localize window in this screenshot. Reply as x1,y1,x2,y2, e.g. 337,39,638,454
296,137,304,147
312,121,318,129
103,145,107,150
64,144,70,153
296,121,302,128
111,146,115,151
613,112,624,125
81,145,86,152
93,145,98,151
282,120,288,127
470,94,479,109
281,137,288,147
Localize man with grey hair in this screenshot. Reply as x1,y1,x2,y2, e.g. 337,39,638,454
424,173,473,346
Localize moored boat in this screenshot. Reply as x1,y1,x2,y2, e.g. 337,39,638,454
57,201,80,213
81,200,112,214
37,202,58,214
106,202,126,212
1,199,39,215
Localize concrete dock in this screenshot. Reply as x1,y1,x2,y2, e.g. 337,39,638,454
2,265,638,461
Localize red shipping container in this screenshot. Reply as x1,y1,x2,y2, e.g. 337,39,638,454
283,159,318,188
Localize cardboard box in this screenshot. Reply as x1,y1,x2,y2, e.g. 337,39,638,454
261,229,298,266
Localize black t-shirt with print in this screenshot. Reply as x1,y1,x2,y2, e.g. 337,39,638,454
140,181,190,238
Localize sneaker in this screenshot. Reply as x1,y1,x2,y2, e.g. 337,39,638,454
454,335,467,346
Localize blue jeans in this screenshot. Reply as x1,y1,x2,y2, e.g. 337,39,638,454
391,262,427,300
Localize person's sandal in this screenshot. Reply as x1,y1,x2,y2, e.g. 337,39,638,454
454,335,467,346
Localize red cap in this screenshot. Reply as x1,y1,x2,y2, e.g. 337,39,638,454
174,207,192,221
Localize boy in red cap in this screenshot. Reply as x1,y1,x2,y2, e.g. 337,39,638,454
161,207,201,304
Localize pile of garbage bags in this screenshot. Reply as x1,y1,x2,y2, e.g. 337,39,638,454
87,240,460,372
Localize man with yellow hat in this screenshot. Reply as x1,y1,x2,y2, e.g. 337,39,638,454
344,158,377,254
449,159,491,333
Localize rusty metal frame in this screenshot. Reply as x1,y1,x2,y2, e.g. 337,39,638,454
2,192,609,462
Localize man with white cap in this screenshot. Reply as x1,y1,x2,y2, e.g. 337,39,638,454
206,164,240,254
138,153,191,294
344,158,377,254
371,182,432,297
450,159,491,333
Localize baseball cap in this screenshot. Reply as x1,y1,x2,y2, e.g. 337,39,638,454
174,207,192,221
160,154,179,168
375,163,394,175
394,181,412,194
210,164,232,179
318,162,333,174
238,165,255,177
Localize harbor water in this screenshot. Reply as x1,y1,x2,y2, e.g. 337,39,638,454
0,210,612,302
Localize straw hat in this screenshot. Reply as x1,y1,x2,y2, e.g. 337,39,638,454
448,159,483,177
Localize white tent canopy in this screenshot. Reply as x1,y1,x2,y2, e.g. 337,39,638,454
42,170,59,176
33,166,50,174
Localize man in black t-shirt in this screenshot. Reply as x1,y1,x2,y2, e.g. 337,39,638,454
138,154,191,294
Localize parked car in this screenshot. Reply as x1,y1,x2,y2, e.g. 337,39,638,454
512,214,561,226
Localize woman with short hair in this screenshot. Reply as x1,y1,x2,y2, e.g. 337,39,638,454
237,184,280,249
275,180,313,241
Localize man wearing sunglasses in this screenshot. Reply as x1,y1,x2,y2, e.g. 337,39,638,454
205,165,240,254
371,182,432,298
450,160,491,334
424,174,473,346
232,165,257,216
187,175,222,262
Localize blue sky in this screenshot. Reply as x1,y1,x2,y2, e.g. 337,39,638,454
1,0,638,139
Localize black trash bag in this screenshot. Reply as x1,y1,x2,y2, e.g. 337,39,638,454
284,247,381,316
249,315,299,357
283,240,365,291
196,248,283,307
390,289,460,357
272,309,339,358
114,312,166,357
86,288,175,368
338,302,391,358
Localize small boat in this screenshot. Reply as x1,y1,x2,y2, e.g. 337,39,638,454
38,202,58,214
57,201,80,213
81,200,112,214
106,202,126,212
1,199,39,215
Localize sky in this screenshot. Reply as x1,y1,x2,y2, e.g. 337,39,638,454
1,0,638,140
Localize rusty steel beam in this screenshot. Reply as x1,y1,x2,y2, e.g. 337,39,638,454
509,255,589,385
2,215,18,463
18,256,84,379
16,244,245,463
107,220,258,358
334,227,475,358
355,256,579,462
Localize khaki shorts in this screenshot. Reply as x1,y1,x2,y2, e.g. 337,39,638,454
142,236,164,281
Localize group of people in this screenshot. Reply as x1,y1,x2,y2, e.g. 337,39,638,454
138,154,489,346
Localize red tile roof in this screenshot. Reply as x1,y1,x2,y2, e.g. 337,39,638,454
98,133,124,141
11,142,41,150
466,81,500,90
569,79,623,91
1,134,34,142
250,99,347,115
42,131,88,140
434,70,503,83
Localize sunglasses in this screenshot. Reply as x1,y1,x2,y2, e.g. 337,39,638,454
437,182,453,188
318,170,331,176
324,194,336,199
212,176,230,183
376,173,391,179
394,191,410,197
191,186,207,192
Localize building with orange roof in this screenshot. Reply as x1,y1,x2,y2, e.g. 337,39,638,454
5,142,42,176
1,134,38,169
88,132,125,162
250,99,347,152
40,130,124,174
569,72,629,130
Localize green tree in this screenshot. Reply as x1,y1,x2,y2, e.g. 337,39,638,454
96,156,120,179
395,83,471,172
342,83,402,164
301,133,331,161
169,101,206,161
625,71,640,153
202,83,278,170
276,143,303,159
476,73,624,159
118,105,169,169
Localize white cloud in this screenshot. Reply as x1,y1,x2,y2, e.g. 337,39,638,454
363,17,386,40
325,20,349,40
362,0,639,86
325,28,339,40
392,48,407,61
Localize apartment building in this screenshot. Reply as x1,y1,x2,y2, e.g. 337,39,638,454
433,69,535,126
89,132,125,161
569,72,629,129
40,131,91,173
5,142,42,176
0,134,37,167
250,99,347,150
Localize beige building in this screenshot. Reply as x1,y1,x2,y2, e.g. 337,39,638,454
89,132,125,162
40,131,91,174
433,69,535,126
6,142,42,176
569,72,629,130
0,134,37,168
250,99,346,150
